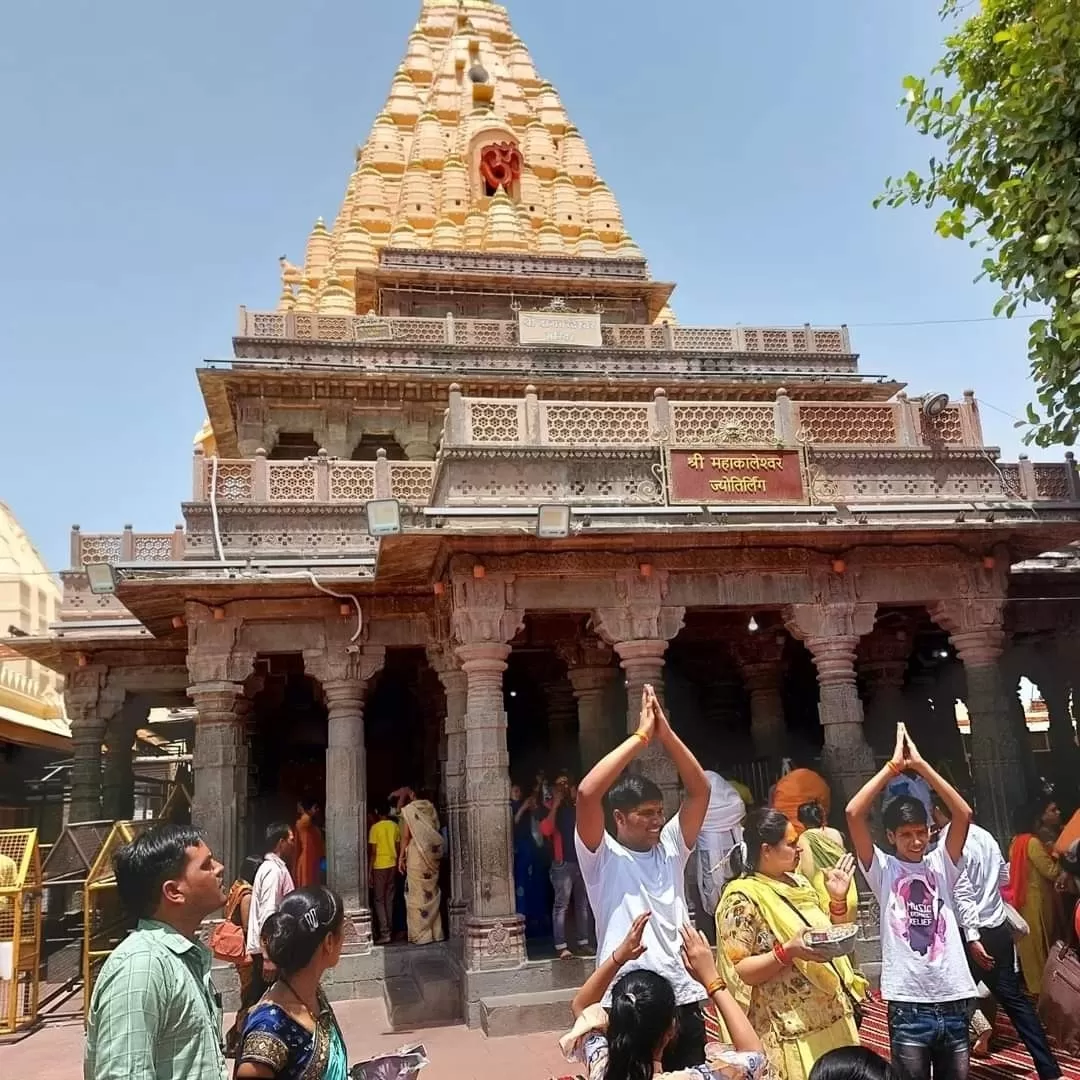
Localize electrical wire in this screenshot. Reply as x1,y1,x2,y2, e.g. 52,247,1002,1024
208,456,225,561
306,572,363,642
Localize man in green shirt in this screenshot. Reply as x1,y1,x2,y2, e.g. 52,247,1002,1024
85,824,229,1080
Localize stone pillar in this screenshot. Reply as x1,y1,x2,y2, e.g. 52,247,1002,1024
186,612,255,881
102,699,145,821
64,667,124,822
931,598,1027,841
732,630,788,758
544,678,579,770
451,570,526,970
593,571,685,814
858,621,913,757
559,637,616,771
785,602,878,805
188,681,248,880
429,644,470,937
307,644,385,953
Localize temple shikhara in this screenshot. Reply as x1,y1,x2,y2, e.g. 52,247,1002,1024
9,0,1080,1030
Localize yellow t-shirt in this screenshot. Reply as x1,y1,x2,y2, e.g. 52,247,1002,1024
368,819,400,871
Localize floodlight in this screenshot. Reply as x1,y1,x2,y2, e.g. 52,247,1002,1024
366,499,402,537
537,505,571,539
85,562,118,595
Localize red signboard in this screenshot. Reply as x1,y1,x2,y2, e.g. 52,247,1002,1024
667,448,807,504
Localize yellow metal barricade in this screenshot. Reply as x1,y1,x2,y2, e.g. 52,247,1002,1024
0,828,42,1036
83,821,150,1016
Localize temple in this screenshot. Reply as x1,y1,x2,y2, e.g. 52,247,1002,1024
7,0,1080,1030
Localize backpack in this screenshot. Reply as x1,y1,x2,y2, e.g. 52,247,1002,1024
209,881,251,966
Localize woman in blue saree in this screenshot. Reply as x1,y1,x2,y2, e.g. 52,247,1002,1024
236,886,348,1080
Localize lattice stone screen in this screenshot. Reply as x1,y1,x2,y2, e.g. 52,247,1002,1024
1033,464,1071,500
389,463,435,504
467,401,521,442
923,407,964,444
671,404,776,444
544,404,652,445
267,462,317,501
328,463,376,502
132,535,174,560
78,535,122,564
207,461,255,501
798,405,898,445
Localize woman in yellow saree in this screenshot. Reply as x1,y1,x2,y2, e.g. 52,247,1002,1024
716,809,867,1080
397,790,446,945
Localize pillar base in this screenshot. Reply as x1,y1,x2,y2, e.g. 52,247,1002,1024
463,914,526,972
340,908,373,955
449,899,469,940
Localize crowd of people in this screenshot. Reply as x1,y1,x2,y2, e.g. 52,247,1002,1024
82,689,1080,1080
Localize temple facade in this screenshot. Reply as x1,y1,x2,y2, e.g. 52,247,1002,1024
8,0,1080,1026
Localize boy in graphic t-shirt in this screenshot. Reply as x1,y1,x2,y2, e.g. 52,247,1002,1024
575,684,712,1073
847,724,977,1080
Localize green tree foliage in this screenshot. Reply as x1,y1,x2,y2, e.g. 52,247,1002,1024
878,0,1080,446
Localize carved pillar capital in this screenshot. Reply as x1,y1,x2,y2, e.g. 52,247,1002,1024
557,636,614,674
306,644,386,688
185,613,256,686
930,598,1006,667
567,664,615,699
65,666,125,822
451,573,524,647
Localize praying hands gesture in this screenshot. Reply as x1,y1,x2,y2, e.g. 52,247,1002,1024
823,852,856,904
613,911,651,966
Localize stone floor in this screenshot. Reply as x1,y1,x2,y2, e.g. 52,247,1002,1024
0,998,573,1080
5,994,1079,1080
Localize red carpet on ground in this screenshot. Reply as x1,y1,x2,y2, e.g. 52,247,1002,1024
859,998,1080,1080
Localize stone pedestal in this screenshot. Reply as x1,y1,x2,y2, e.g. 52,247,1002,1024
456,641,526,970
786,603,877,805
429,646,470,938
931,598,1027,841
188,681,248,880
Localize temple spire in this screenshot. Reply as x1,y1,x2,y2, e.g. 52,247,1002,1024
277,0,646,314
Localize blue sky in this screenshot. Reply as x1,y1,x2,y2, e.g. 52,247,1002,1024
0,1,1043,575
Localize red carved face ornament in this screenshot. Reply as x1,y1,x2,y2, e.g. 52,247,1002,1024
479,142,523,192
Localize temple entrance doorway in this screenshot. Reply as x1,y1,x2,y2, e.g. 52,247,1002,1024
247,654,327,859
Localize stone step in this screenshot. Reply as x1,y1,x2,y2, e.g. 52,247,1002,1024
480,988,576,1038
383,952,463,1031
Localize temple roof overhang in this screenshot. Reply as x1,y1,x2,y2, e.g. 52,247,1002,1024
33,512,1080,646
198,366,899,459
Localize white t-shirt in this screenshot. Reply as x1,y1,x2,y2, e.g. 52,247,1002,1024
861,844,977,1003
576,815,705,1007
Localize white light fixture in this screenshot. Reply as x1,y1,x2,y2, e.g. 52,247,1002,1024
537,504,571,539
366,499,402,536
85,562,118,595
747,615,759,633
509,690,518,698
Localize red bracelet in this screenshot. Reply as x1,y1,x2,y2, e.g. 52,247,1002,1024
887,761,903,776
773,941,790,966
830,901,848,915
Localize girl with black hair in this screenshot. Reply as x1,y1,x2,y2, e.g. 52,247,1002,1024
561,911,765,1080
715,808,866,1080
236,886,348,1080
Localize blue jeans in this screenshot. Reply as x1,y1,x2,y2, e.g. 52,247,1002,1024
888,1000,973,1080
550,861,590,951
